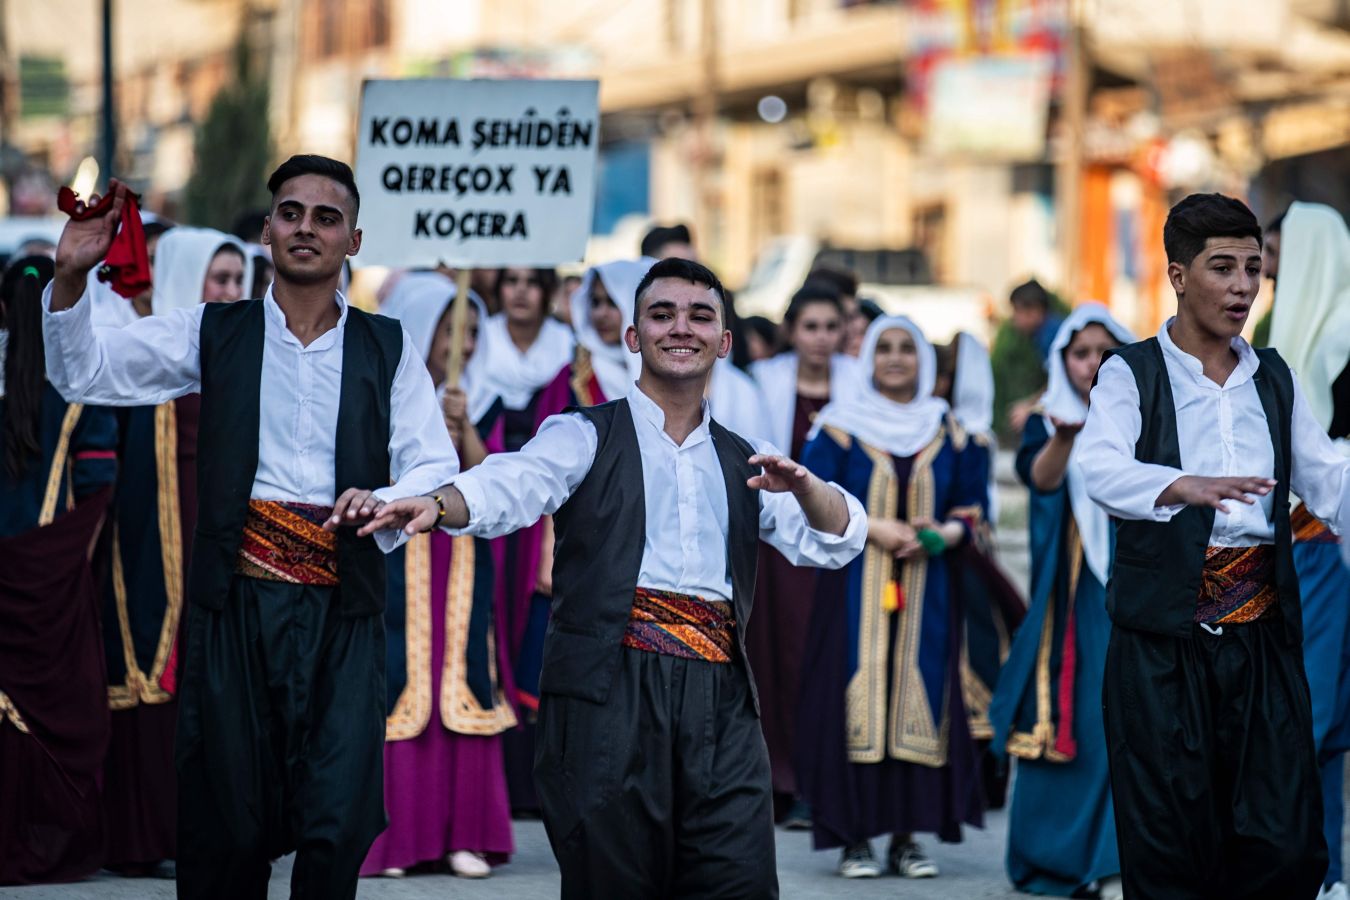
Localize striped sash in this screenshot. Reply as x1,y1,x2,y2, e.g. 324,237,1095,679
1195,545,1277,624
621,587,736,663
234,500,339,586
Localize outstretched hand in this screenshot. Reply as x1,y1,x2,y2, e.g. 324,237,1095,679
324,487,385,532
356,495,441,537
1159,474,1276,514
747,454,813,494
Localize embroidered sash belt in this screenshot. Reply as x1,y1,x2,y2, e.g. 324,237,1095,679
234,500,339,586
1195,545,1277,624
1292,503,1337,545
621,587,736,663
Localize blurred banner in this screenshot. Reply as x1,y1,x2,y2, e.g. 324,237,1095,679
354,78,600,267
924,53,1055,160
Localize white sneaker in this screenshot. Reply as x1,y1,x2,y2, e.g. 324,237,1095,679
1099,874,1125,900
380,867,405,878
449,850,491,878
889,840,939,878
838,842,883,878
1319,883,1349,900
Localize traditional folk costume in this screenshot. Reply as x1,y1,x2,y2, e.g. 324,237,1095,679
796,317,988,853
361,273,515,876
566,259,651,408
1,300,118,883
1078,318,1350,899
946,331,1025,810
439,383,866,898
1269,202,1350,891
98,227,249,870
989,304,1134,895
476,306,575,814
747,349,856,809
43,282,458,900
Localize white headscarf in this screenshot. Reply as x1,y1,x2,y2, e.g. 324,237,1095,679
478,309,575,411
809,315,949,458
1270,202,1350,433
951,332,995,435
151,227,252,315
1038,302,1136,587
709,357,774,444
571,258,655,401
380,271,493,423
750,352,857,454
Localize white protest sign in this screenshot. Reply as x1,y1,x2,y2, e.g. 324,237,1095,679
354,78,599,267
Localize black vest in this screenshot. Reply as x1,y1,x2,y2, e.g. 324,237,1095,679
542,399,763,709
191,299,402,617
1105,338,1301,643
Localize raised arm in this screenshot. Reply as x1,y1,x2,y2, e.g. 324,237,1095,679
45,180,202,405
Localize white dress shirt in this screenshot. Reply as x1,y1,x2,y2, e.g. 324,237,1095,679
42,283,459,510
1078,319,1348,546
448,383,867,601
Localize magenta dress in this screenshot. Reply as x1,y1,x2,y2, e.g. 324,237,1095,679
361,531,516,875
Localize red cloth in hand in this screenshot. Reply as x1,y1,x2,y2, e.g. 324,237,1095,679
56,186,151,299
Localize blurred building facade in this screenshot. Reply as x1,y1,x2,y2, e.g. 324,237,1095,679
3,0,1350,331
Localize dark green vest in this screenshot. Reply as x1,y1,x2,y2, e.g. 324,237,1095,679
191,299,402,617
1104,337,1301,643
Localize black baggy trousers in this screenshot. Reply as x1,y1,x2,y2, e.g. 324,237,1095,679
535,648,779,899
174,577,386,900
1103,616,1327,900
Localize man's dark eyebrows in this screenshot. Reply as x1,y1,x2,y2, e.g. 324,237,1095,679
275,200,345,219
689,300,719,313
645,299,677,312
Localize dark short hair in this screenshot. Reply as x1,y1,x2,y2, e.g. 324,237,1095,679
1009,278,1050,310
1264,210,1286,238
633,257,726,322
784,282,843,327
805,265,858,299
231,209,269,243
640,223,693,258
1163,193,1261,266
266,155,360,220
143,220,175,241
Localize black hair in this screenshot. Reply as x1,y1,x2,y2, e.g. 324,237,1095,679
266,154,360,220
783,282,843,328
493,267,559,319
2,256,55,481
1264,211,1286,239
805,266,859,299
632,257,727,322
857,297,884,322
143,220,174,242
1163,193,1261,266
640,223,694,258
742,315,779,350
1009,278,1050,310
230,209,269,243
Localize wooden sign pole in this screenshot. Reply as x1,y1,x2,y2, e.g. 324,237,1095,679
445,267,472,388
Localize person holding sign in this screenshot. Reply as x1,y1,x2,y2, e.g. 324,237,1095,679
41,156,460,900
345,257,867,898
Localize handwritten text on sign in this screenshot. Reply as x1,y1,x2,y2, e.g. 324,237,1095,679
354,79,599,267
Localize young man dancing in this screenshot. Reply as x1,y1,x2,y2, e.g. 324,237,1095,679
355,257,867,898
1077,193,1350,899
43,156,459,899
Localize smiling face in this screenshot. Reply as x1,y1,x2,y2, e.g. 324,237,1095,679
262,174,361,286
1168,235,1263,341
626,277,729,385
1063,322,1119,401
499,267,547,327
588,276,624,346
872,327,920,402
789,301,843,370
202,247,246,303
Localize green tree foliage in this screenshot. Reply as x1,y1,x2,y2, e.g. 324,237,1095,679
184,35,271,231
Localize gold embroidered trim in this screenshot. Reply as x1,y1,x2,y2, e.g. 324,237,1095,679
386,533,433,741
569,347,604,408
962,658,994,740
846,441,896,764
106,402,182,709
443,536,517,735
0,691,30,734
888,427,948,766
1005,519,1082,763
38,404,83,527
822,425,854,450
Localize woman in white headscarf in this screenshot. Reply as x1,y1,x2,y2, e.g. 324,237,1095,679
364,271,515,880
567,259,652,407
988,302,1134,900
1267,201,1350,897
795,316,990,880
100,225,251,876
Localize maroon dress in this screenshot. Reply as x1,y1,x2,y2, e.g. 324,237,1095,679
745,393,828,808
